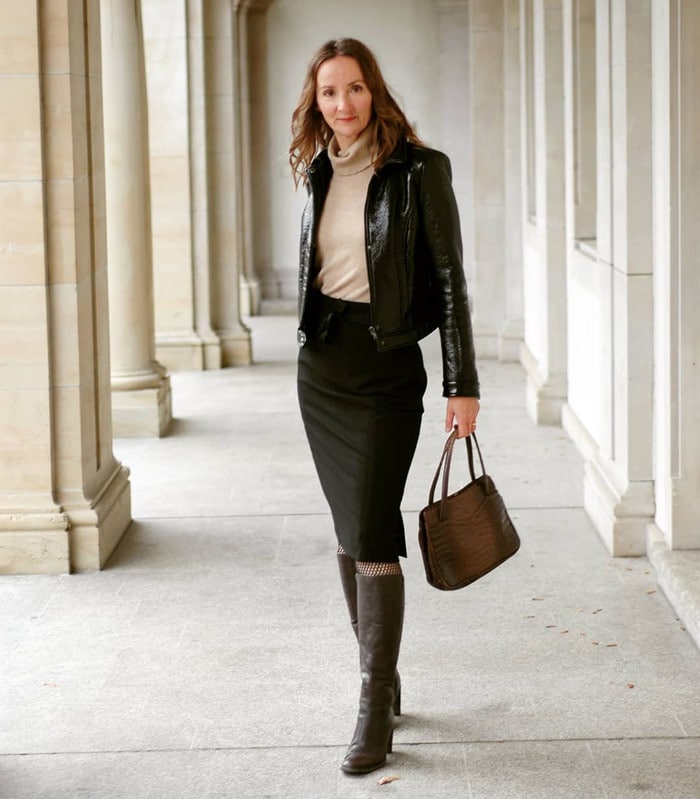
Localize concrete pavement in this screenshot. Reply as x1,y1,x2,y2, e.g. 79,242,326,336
1,316,699,798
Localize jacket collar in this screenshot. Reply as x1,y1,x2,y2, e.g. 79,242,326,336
381,138,409,168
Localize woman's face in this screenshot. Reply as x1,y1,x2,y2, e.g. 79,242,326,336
316,56,373,150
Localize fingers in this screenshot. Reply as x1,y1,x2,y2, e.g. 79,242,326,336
445,397,480,438
454,420,476,439
444,407,454,434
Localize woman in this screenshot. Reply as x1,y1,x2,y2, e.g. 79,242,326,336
289,38,480,775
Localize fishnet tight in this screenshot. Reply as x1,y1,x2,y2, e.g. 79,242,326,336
337,545,402,576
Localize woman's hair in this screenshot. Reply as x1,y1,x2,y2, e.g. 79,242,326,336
289,38,422,187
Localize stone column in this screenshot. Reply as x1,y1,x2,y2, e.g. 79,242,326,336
575,0,654,555
468,0,507,359
0,0,131,573
141,0,221,371
100,0,172,436
441,0,523,362
235,1,260,316
651,0,700,551
205,0,252,366
186,0,223,370
435,0,472,275
502,0,525,361
240,0,277,310
561,0,606,455
520,0,568,424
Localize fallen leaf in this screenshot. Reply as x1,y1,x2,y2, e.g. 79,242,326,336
680,626,686,632
580,632,587,637
378,775,400,785
545,624,557,629
627,683,635,689
560,629,569,634
532,597,545,601
592,608,603,615
606,643,618,648
646,589,656,595
592,641,599,645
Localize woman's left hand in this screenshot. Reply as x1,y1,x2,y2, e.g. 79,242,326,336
445,396,480,439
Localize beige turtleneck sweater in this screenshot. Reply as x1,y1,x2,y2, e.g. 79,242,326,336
314,126,374,302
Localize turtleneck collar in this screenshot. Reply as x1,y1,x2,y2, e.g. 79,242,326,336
327,123,375,177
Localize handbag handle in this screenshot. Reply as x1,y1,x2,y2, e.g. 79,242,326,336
427,429,488,521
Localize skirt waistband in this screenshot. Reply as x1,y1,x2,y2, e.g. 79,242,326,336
307,289,371,324
305,290,372,344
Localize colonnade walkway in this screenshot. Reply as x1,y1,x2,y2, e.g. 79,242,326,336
2,316,700,798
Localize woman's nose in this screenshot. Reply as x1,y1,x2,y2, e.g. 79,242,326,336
337,92,352,111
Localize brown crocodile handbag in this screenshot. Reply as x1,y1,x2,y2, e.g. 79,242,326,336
418,430,520,590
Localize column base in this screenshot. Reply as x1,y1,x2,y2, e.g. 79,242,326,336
0,463,132,574
239,276,262,317
563,401,653,556
498,318,523,362
202,338,222,370
155,331,222,372
520,341,566,425
0,511,70,574
220,324,252,367
67,463,132,571
112,374,172,437
647,523,700,650
583,457,654,556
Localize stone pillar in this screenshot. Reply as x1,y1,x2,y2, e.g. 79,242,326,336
577,0,654,555
520,0,568,424
235,1,260,316
142,0,221,371
502,0,525,361
205,0,252,366
435,0,472,278
100,0,172,436
442,0,522,362
468,0,507,359
240,0,277,310
561,0,606,454
186,0,223,371
651,0,700,551
0,0,131,574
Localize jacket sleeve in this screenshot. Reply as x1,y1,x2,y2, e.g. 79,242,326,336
419,151,480,398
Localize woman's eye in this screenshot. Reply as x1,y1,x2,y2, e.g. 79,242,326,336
351,84,363,93
321,89,334,98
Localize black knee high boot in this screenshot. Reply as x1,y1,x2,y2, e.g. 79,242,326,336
337,554,401,715
340,573,404,775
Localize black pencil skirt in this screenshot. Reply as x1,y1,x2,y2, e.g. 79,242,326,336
297,291,427,562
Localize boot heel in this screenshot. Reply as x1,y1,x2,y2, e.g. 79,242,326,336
386,729,393,754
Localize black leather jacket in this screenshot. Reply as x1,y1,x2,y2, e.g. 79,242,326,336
298,139,480,398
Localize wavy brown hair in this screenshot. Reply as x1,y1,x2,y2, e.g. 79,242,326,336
289,38,422,188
